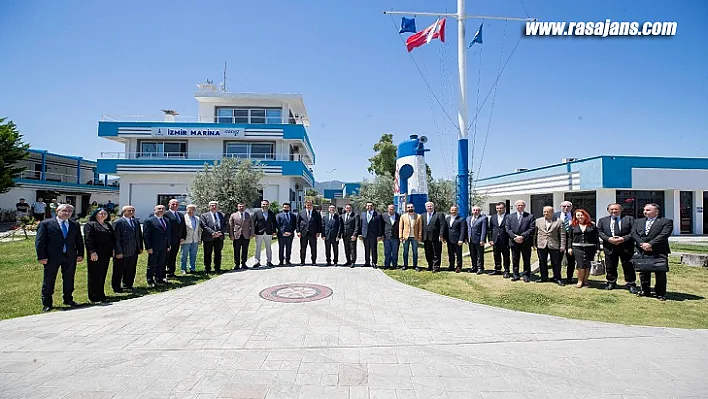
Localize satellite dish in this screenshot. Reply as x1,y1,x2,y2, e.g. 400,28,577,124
419,136,428,143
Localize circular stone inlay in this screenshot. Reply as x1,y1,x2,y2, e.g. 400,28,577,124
259,283,333,303
260,283,332,303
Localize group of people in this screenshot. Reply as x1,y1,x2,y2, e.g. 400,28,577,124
33,196,674,312
15,197,58,221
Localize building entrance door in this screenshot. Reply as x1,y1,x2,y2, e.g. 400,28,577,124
530,194,553,219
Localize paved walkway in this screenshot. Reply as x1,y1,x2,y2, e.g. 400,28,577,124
1,239,707,399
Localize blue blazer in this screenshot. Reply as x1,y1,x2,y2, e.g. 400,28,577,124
322,213,342,241
143,216,171,252
466,214,488,244
505,211,536,247
35,218,84,262
359,211,383,239
276,211,297,237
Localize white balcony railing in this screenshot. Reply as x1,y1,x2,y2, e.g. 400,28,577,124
99,152,309,163
18,170,106,185
100,114,306,125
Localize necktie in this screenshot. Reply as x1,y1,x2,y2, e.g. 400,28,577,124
191,216,197,230
174,211,180,224
610,217,616,237
129,218,135,229
563,214,570,232
264,211,268,221
308,210,311,220
367,212,372,223
61,220,68,253
159,218,166,230
427,213,431,225
213,212,219,229
344,213,348,223
286,212,290,223
645,219,654,235
517,213,522,222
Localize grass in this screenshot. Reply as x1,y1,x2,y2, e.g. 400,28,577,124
381,243,708,329
0,238,258,320
670,242,708,254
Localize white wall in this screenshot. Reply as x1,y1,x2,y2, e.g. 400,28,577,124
665,190,681,235
633,168,708,190
0,187,37,210
695,191,704,235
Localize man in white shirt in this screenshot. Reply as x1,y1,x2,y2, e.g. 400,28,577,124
554,201,576,284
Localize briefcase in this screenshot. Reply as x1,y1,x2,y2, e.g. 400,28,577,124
631,252,669,273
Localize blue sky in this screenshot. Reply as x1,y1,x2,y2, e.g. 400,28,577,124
1,0,706,183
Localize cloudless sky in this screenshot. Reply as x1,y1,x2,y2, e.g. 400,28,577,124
1,0,706,183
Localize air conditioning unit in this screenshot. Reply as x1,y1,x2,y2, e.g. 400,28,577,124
514,168,528,172
562,157,578,163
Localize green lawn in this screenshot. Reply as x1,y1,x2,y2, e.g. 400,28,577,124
382,242,708,329
0,238,257,320
670,242,708,254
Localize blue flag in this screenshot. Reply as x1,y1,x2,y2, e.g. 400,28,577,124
399,17,417,34
468,23,483,48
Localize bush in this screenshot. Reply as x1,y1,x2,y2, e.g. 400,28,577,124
0,209,17,222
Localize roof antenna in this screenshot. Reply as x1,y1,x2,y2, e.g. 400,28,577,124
223,61,227,92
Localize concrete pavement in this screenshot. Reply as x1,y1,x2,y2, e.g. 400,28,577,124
1,238,707,398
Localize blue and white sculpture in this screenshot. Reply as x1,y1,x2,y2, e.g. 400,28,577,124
394,134,429,214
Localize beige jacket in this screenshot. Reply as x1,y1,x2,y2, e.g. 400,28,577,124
182,213,202,244
229,211,252,240
534,217,566,250
399,212,423,242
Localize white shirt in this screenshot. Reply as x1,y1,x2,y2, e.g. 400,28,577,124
497,214,504,225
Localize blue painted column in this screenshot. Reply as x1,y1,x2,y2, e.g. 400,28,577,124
104,175,108,185
457,138,469,218
93,170,99,184
40,151,47,180
76,158,82,184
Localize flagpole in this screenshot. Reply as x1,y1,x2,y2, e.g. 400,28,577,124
456,0,470,218
383,5,535,219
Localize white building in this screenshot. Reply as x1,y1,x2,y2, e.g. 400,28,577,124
474,155,708,236
97,83,316,217
0,149,118,217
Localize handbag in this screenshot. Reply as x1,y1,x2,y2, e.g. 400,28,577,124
631,251,669,272
590,251,606,276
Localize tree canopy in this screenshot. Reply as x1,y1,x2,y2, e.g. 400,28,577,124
189,158,265,214
0,118,30,194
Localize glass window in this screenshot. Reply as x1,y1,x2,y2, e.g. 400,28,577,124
234,109,248,124
225,143,249,158
251,109,266,117
251,143,274,159
215,107,283,124
163,142,185,156
266,109,282,124
157,194,188,211
140,141,187,158
140,142,163,157
564,191,597,221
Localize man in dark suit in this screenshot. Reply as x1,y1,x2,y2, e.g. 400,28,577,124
554,201,575,284
276,202,297,265
296,200,322,265
444,205,466,272
253,199,277,268
630,203,673,301
488,202,510,277
340,204,360,267
321,204,341,266
465,206,486,274
597,203,637,293
200,201,228,272
143,204,171,287
359,202,383,268
422,201,446,272
506,199,536,282
381,204,400,269
112,205,143,292
164,199,183,277
35,203,84,312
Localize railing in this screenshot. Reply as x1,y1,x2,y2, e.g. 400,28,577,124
18,170,118,187
99,152,309,162
101,114,306,125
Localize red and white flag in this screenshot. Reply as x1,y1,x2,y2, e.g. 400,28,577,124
405,18,446,52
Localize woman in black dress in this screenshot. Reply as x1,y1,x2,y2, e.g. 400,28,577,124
567,209,600,288
84,208,115,302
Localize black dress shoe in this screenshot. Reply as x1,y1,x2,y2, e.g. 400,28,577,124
657,296,667,301
629,286,639,294
300,262,306,266
415,267,421,272
523,276,530,283
64,300,78,307
503,272,510,279
606,282,616,290
555,279,566,286
535,278,548,283
511,275,520,281
402,266,407,271
267,262,274,267
311,262,317,266
326,262,332,266
491,270,502,275
350,263,355,268
286,261,292,265
253,263,261,268
476,269,485,275
42,306,51,312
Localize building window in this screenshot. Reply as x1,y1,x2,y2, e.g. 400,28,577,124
214,107,283,124
530,193,554,219
680,191,693,234
565,191,597,221
139,141,187,158
224,142,274,160
157,194,188,211
615,190,665,219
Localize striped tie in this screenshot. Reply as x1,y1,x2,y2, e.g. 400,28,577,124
563,215,570,232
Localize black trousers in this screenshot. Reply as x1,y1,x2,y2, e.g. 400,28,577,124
203,239,224,271
278,235,293,263
146,249,167,283
300,235,317,263
87,250,111,301
166,242,180,275
469,243,485,271
605,250,636,285
447,242,463,269
424,239,442,268
112,253,138,290
362,235,378,265
640,271,667,297
41,255,76,307
232,236,249,267
325,238,339,264
492,244,510,272
564,250,576,281
537,247,562,281
511,244,532,277
343,236,358,264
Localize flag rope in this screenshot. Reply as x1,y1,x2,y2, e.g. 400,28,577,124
470,19,485,182
388,13,460,132
474,20,508,191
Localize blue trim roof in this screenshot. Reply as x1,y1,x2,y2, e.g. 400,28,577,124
14,178,118,191
475,155,708,189
28,148,96,164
